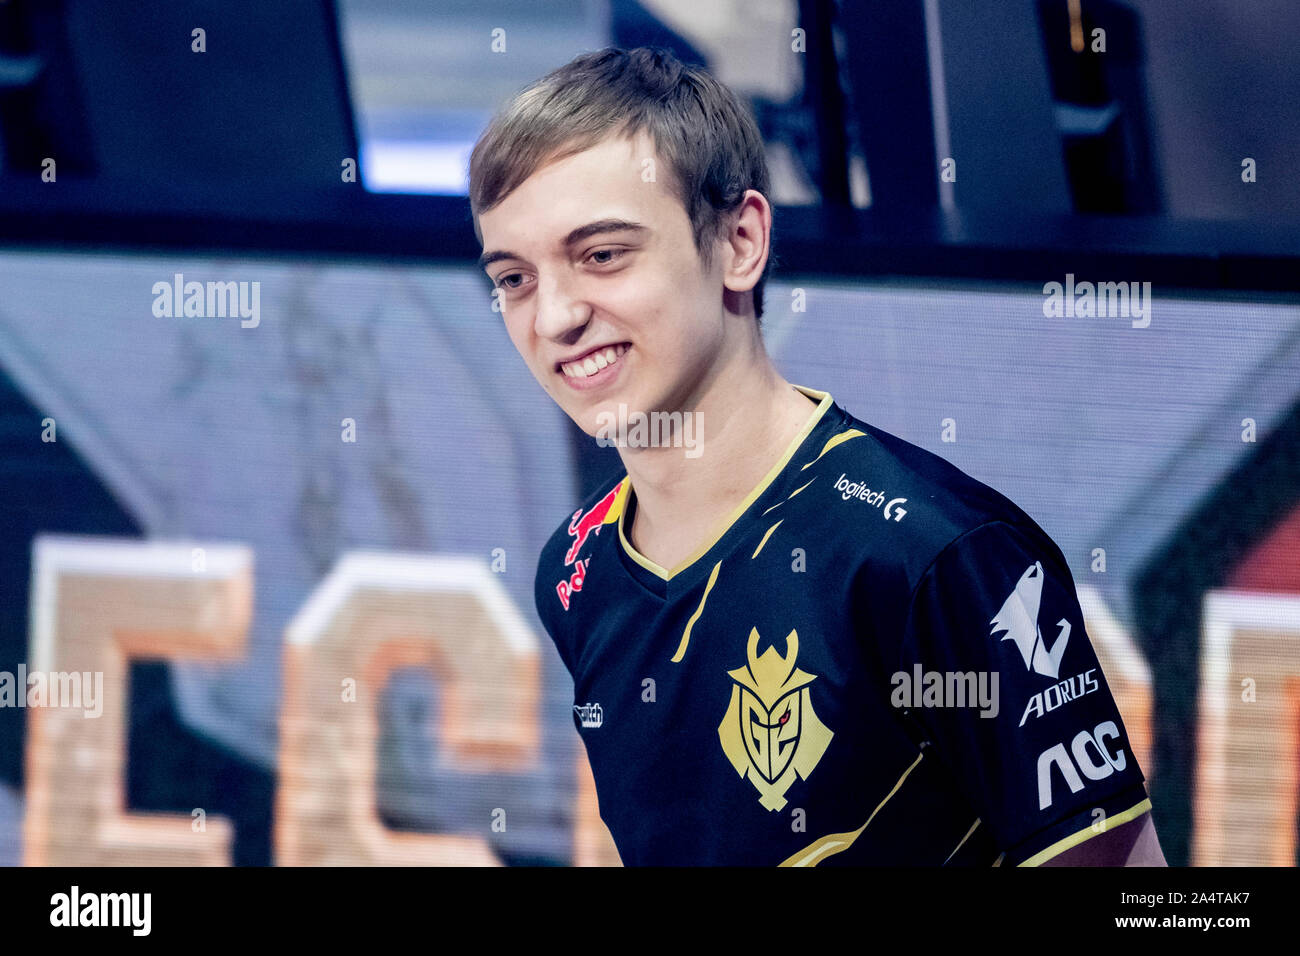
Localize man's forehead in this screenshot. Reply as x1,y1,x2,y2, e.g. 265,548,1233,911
480,132,676,244
515,133,649,200
550,129,660,178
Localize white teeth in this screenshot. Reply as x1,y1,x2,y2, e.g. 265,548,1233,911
561,344,629,379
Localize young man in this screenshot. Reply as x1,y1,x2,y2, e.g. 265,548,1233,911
470,47,1165,866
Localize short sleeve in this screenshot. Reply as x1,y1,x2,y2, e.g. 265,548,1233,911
897,520,1149,865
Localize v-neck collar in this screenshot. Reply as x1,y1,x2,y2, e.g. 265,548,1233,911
615,384,836,588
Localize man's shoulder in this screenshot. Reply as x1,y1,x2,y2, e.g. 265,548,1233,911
811,403,1051,581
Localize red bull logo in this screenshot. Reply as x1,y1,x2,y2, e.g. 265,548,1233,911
556,559,587,611
556,479,628,611
563,480,626,565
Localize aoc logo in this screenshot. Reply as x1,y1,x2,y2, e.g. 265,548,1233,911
718,627,833,811
1037,720,1127,809
990,561,1070,679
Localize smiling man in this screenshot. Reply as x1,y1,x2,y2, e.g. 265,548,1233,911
469,46,1164,866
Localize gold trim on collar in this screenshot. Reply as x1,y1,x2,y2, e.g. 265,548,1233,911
616,384,834,581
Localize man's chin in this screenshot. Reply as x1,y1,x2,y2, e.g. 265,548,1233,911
572,402,618,441
571,398,643,447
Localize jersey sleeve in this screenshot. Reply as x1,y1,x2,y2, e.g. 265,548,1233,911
897,519,1150,865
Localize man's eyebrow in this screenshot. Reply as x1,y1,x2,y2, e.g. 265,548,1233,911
478,219,648,271
563,218,647,246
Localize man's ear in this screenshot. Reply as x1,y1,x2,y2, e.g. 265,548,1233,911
720,189,771,303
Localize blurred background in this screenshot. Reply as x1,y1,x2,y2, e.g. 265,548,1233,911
0,0,1297,866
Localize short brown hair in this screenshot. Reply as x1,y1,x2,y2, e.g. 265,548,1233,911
469,46,773,321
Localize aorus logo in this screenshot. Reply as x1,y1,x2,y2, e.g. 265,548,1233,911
990,561,1071,679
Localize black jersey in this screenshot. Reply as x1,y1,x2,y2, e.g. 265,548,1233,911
535,384,1151,865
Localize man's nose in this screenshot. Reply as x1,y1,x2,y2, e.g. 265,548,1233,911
534,271,591,340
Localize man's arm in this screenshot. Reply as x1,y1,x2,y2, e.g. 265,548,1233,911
1038,810,1167,866
897,519,1157,867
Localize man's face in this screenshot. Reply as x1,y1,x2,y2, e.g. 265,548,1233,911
477,131,728,436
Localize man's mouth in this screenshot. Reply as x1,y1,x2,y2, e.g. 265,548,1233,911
558,343,630,380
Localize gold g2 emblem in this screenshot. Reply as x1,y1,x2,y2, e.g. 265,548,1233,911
718,627,833,810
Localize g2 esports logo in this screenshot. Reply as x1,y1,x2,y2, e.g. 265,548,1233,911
990,561,1070,679
718,627,833,812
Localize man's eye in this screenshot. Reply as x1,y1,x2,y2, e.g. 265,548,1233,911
497,273,526,289
588,248,626,266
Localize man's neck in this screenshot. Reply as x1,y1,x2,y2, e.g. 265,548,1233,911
620,357,820,572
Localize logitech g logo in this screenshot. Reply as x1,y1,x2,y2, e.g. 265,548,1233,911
833,474,908,522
